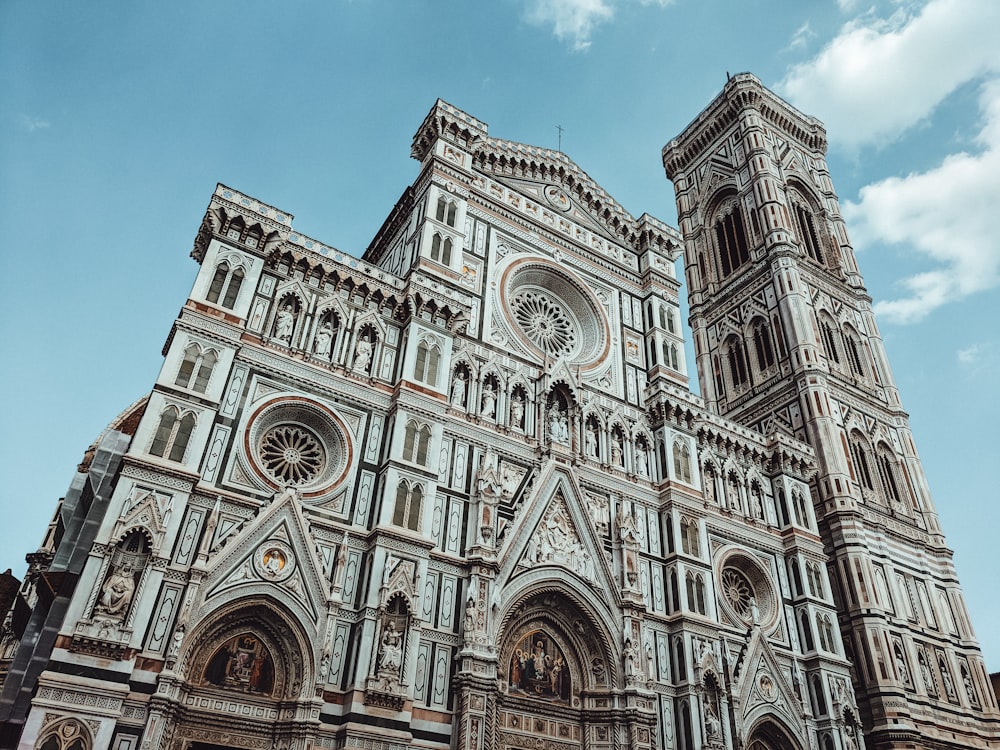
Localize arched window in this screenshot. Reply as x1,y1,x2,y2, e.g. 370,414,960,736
673,440,692,483
799,609,815,651
788,557,803,596
793,201,825,264
685,572,707,615
818,314,841,366
669,569,680,613
751,318,776,372
393,481,423,531
150,407,196,462
810,674,828,715
413,339,441,386
429,233,453,265
402,420,432,466
807,562,826,599
714,202,751,277
849,432,876,492
680,516,700,557
776,488,790,527
206,262,244,309
175,344,217,394
446,202,457,227
723,334,750,389
792,489,809,528
876,444,905,506
844,326,868,377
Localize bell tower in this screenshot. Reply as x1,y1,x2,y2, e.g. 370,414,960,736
663,73,1000,749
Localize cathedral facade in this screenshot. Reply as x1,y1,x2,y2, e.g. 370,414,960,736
1,75,997,750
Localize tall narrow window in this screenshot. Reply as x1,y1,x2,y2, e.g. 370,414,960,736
725,335,749,389
849,434,876,491
819,316,841,365
876,445,903,505
402,421,432,467
446,202,457,227
175,344,217,393
795,203,825,264
413,340,441,385
435,197,447,222
715,206,750,277
391,482,422,531
752,319,775,371
206,262,244,309
150,407,196,462
442,237,453,266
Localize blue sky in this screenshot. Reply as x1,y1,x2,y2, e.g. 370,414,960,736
1,1,997,668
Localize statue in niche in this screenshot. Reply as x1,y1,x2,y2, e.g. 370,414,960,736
481,381,497,419
704,705,722,739
610,434,623,466
96,564,136,617
585,424,598,457
377,621,403,675
352,334,373,374
635,446,648,476
509,392,525,429
275,304,295,342
451,370,467,407
167,624,185,660
623,638,639,680
314,320,334,357
750,485,765,520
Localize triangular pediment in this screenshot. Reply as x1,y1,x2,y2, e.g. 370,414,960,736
497,462,619,604
198,489,331,632
471,137,662,251
490,175,620,242
732,629,808,743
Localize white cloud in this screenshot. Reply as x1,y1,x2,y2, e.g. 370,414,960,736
956,343,998,374
787,22,815,51
843,80,1000,323
18,114,50,133
778,0,1000,149
522,0,671,51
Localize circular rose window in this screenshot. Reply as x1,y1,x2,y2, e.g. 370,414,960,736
244,397,351,499
716,550,778,631
500,259,608,366
259,424,325,485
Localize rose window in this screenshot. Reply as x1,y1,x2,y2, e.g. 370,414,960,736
511,290,577,358
500,259,609,366
716,552,778,631
259,424,325,485
244,397,352,499
721,567,755,619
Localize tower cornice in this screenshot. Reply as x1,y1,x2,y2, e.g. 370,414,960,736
662,72,827,179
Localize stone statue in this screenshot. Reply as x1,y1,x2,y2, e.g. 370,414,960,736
704,706,721,738
167,624,185,659
611,435,623,466
585,425,598,457
451,371,466,407
623,638,638,679
314,321,334,357
353,335,373,374
275,305,295,341
509,393,524,428
635,447,648,476
96,565,135,617
378,621,403,674
481,382,497,419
